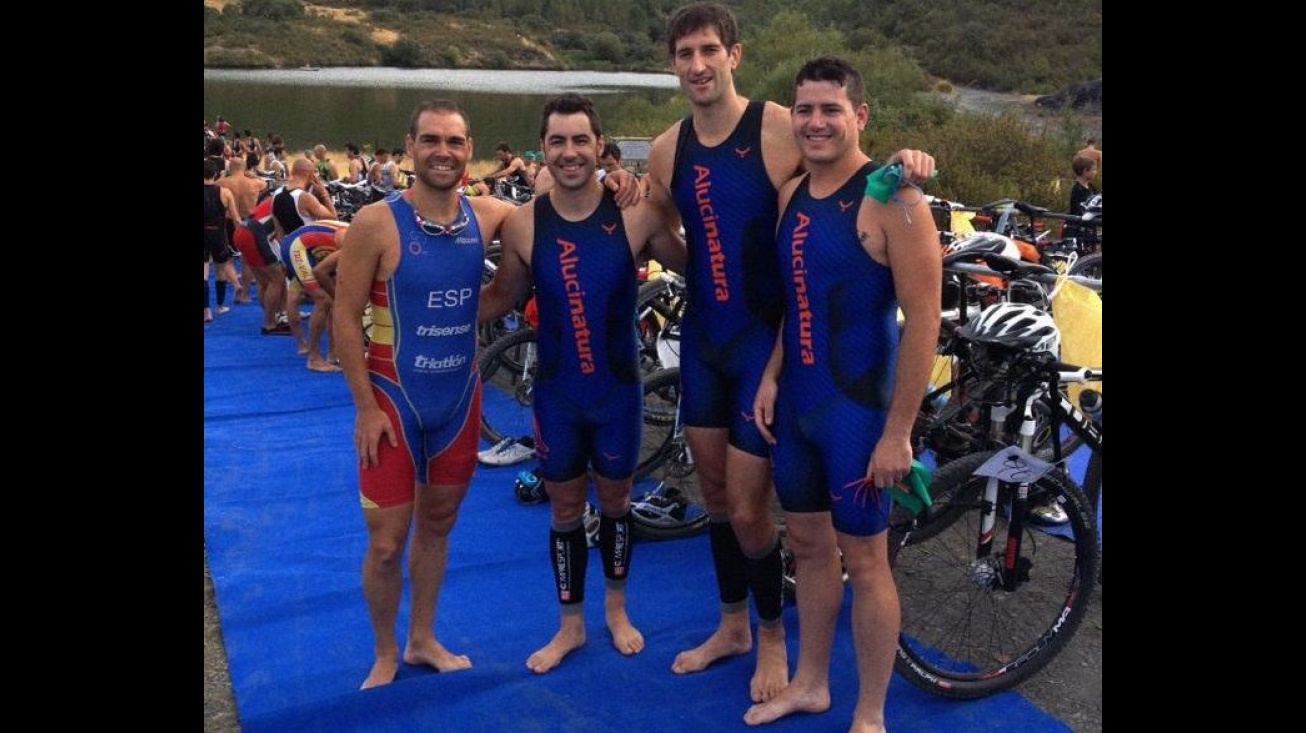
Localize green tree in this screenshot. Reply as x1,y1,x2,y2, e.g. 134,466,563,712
589,31,625,64
381,37,423,67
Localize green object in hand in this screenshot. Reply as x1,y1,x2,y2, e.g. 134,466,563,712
864,163,938,204
864,163,904,203
890,459,934,516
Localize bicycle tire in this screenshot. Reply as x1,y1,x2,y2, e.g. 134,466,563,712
634,367,687,482
891,449,1097,699
1083,449,1102,586
1067,252,1100,280
478,327,538,445
780,540,849,602
630,505,709,540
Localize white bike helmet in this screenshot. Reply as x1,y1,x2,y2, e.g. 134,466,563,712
960,302,1061,356
942,232,1022,264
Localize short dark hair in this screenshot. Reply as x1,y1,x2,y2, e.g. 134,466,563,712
667,2,739,55
539,93,603,143
600,141,622,160
495,142,513,153
204,158,222,180
793,56,865,109
1072,155,1097,176
407,99,469,139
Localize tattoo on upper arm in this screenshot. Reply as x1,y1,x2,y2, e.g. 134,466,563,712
858,229,870,245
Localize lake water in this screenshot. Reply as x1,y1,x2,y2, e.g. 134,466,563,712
203,68,680,157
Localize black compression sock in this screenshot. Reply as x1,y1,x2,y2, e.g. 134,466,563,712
599,510,633,581
708,519,748,606
216,281,228,306
743,536,784,623
550,521,588,606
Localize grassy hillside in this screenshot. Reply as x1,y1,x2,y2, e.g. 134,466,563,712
204,0,1101,94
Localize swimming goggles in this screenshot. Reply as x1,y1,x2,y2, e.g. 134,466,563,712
414,207,470,237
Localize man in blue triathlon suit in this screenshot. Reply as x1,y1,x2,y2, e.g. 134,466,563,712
641,2,936,708
333,100,519,689
479,93,686,674
748,56,942,730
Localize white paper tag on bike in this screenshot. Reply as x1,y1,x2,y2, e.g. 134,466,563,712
656,332,681,369
972,446,1055,484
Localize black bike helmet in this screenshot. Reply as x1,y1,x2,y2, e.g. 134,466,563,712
512,467,547,504
959,302,1061,356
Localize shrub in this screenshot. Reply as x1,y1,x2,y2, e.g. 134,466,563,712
381,38,423,68
238,0,303,22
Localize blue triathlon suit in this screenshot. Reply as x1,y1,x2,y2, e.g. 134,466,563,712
530,190,642,483
771,163,899,537
669,100,782,458
359,193,484,507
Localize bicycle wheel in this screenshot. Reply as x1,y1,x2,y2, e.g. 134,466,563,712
780,538,848,602
1068,252,1101,284
891,449,1097,699
634,367,688,482
478,327,538,445
479,242,527,347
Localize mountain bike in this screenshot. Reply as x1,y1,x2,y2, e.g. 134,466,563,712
917,252,1100,467
888,324,1101,699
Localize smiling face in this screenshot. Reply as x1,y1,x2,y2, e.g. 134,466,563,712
408,109,472,192
542,111,600,192
790,79,867,167
672,27,740,109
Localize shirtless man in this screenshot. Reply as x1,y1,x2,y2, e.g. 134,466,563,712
217,156,271,305
479,93,687,675
641,2,935,707
333,100,519,689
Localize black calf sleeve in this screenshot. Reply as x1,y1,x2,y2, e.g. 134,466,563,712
216,280,229,306
550,524,588,606
708,519,748,605
599,510,633,581
743,537,784,623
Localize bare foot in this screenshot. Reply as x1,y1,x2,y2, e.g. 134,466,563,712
605,605,645,656
750,623,789,703
526,624,586,674
742,683,830,726
296,344,310,356
308,361,344,373
403,638,472,672
671,621,751,674
360,655,399,690
204,308,214,323
849,718,887,733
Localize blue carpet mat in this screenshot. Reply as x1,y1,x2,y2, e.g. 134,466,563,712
204,299,1079,732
